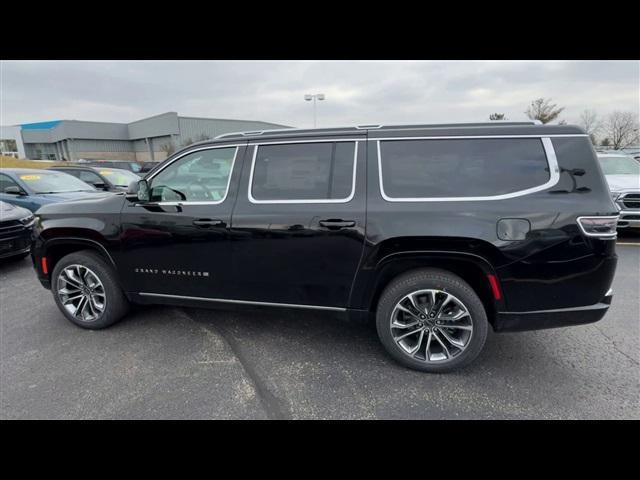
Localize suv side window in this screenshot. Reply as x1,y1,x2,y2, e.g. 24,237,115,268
378,138,551,199
250,141,356,202
149,147,237,203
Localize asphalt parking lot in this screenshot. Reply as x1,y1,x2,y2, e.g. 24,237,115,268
1,236,639,419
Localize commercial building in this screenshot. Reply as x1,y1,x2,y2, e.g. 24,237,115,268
0,125,26,158
3,112,289,161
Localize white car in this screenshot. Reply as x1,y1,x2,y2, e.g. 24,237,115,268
597,153,640,230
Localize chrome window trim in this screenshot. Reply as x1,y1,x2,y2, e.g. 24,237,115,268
250,138,363,146
376,136,562,202
142,145,240,206
371,134,587,141
248,140,359,205
139,292,346,312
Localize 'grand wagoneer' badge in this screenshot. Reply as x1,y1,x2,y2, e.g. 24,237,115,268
134,268,210,277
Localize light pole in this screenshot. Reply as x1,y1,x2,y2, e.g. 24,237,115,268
304,93,325,128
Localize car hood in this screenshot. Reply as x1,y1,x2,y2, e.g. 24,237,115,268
0,200,32,221
604,175,640,192
36,191,125,216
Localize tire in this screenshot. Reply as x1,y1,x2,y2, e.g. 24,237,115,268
376,268,488,373
51,250,129,329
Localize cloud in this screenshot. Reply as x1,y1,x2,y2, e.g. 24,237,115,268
1,60,638,128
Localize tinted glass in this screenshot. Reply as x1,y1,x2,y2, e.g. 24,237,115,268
150,147,236,202
251,142,355,201
78,170,103,184
379,138,550,198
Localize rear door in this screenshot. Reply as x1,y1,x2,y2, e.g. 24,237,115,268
229,135,367,308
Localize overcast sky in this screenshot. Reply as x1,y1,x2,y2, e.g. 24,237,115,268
1,60,638,128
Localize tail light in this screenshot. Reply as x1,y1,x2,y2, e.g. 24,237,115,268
577,216,618,238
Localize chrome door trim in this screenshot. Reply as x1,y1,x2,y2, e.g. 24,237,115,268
138,292,347,311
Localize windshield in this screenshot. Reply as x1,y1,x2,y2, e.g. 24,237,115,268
598,155,640,175
97,168,140,187
18,171,96,194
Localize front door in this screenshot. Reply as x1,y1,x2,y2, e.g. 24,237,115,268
118,143,246,299
229,137,367,308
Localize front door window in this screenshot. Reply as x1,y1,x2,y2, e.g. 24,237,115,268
149,147,237,203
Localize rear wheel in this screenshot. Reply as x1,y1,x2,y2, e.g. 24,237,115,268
376,269,488,373
51,250,129,329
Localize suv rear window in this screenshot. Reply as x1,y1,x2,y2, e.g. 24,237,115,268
378,138,551,199
250,142,356,202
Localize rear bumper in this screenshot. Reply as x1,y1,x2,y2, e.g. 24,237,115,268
494,289,613,332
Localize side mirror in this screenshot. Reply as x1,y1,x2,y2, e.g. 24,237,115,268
4,186,26,196
128,179,150,202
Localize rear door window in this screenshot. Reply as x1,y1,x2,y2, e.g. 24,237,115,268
250,141,356,202
378,138,551,199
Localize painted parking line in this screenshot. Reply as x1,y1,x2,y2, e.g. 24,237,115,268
616,242,640,246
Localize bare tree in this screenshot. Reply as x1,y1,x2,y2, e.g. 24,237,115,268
578,109,602,137
603,111,640,150
525,98,565,124
489,113,507,121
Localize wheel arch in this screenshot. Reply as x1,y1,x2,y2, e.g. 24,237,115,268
43,237,116,278
362,250,504,327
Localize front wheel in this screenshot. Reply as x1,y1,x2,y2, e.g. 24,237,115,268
51,250,129,329
376,269,488,373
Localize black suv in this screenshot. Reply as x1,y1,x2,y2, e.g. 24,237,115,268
31,122,618,372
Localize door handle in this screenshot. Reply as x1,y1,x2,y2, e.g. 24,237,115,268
193,218,223,227
319,219,356,229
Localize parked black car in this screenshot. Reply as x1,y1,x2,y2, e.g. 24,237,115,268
0,200,35,260
30,122,618,372
49,166,140,192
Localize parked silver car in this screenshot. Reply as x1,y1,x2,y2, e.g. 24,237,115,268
597,153,640,230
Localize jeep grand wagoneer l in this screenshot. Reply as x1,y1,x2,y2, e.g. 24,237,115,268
31,122,618,372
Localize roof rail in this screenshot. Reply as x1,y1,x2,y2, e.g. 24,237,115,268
214,120,546,140
215,127,297,140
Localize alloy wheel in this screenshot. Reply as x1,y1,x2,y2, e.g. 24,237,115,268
56,264,106,322
390,289,473,363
